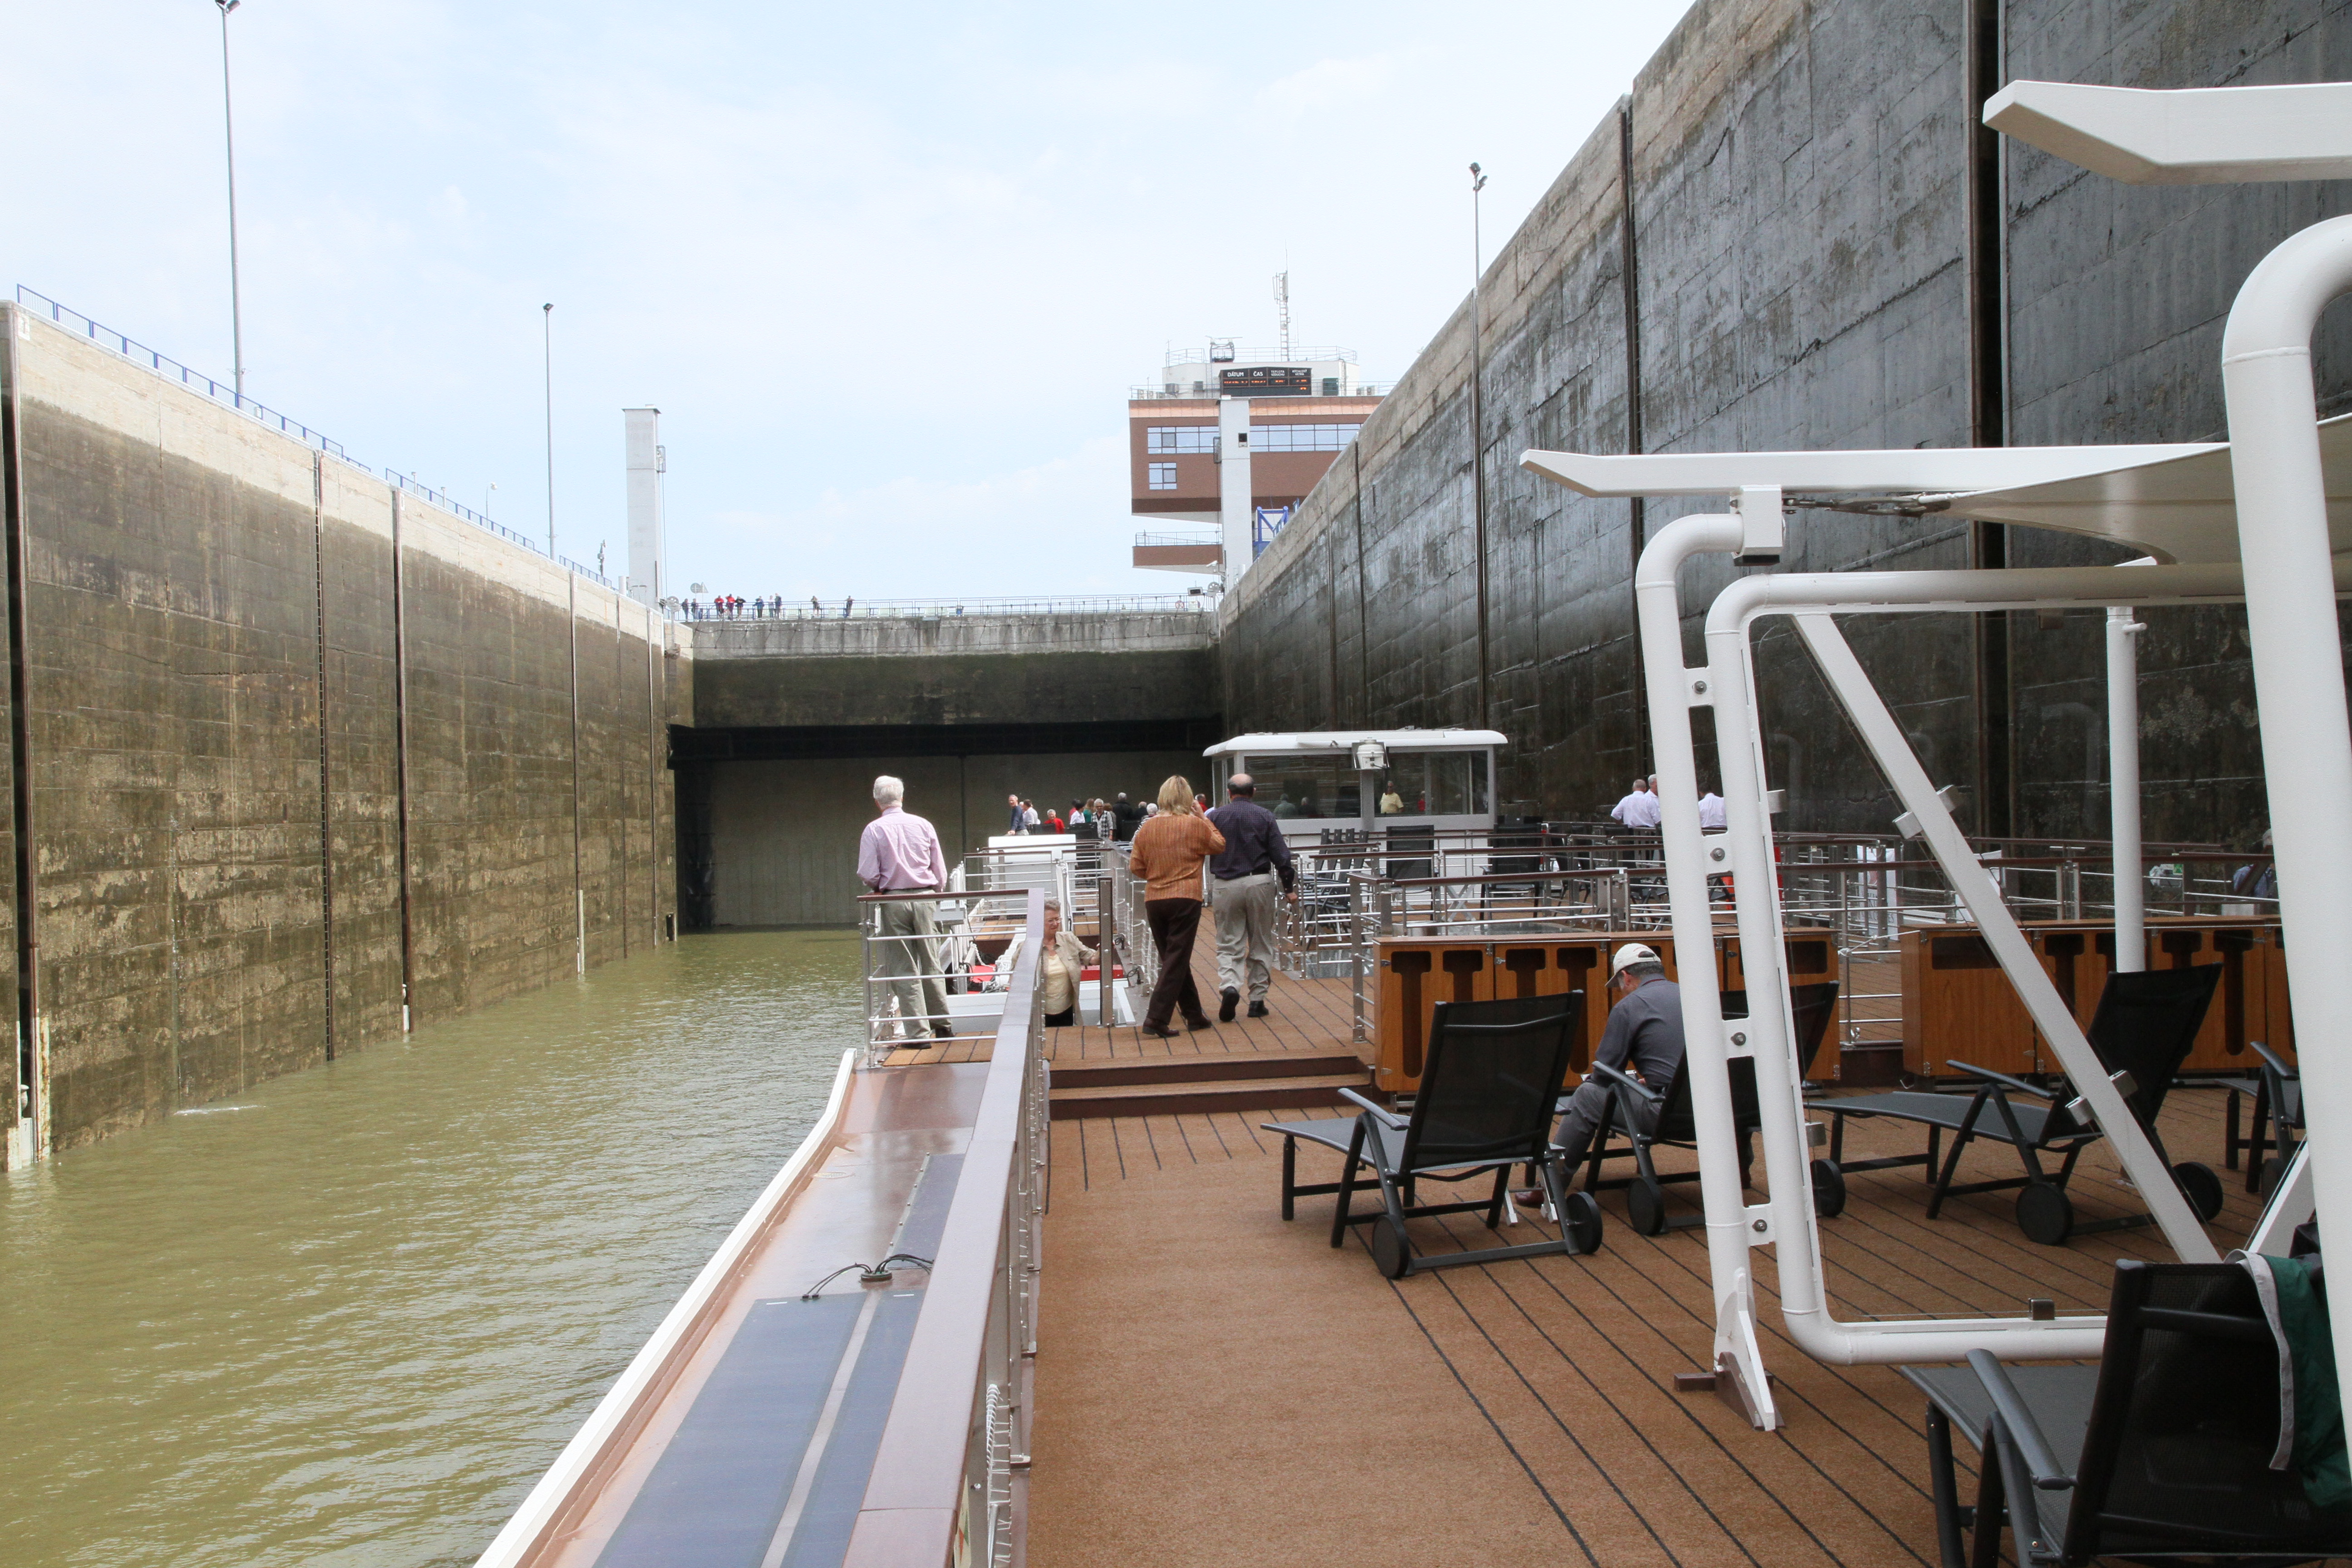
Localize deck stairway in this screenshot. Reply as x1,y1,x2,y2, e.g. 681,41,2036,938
1048,1049,1370,1120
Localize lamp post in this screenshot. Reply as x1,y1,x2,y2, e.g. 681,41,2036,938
542,304,556,558
485,480,496,519
215,0,245,404
1469,161,1490,730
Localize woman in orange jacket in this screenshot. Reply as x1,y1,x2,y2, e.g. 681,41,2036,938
1125,774,1227,1036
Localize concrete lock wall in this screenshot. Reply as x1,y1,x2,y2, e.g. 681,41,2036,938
1218,0,2352,846
0,304,681,1161
684,612,1221,927
704,750,1204,928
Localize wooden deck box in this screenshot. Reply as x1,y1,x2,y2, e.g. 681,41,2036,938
1898,916,2292,1081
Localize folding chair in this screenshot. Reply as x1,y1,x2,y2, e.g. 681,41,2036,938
1899,1259,2352,1567
1262,993,1602,1279
1823,965,2222,1245
2220,1039,2301,1196
1578,981,1843,1236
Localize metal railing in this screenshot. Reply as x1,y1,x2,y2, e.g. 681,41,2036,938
1129,382,1390,401
841,890,1045,1567
16,287,640,607
682,593,1214,621
1276,823,2278,1071
1133,529,1221,549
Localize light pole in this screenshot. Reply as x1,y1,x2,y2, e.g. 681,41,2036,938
485,481,496,519
1469,161,1490,730
542,304,556,558
216,0,245,404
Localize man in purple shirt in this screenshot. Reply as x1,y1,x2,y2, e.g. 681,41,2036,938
860,775,953,1040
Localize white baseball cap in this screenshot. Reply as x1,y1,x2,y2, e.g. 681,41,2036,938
1610,942,1661,979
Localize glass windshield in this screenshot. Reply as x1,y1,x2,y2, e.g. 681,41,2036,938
1236,750,1490,820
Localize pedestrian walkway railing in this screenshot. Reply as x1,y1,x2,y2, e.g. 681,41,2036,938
841,888,1045,1568
859,887,1032,1060
15,287,640,607
683,594,1213,621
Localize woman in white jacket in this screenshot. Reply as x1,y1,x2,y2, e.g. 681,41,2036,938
993,898,1098,1026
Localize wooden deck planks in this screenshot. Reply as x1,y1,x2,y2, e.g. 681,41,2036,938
1029,956,2294,1568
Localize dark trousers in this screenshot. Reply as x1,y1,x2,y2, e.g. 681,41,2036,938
1143,897,1208,1029
1043,1007,1075,1027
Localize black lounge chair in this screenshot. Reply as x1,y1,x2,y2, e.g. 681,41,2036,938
1823,964,2222,1245
2220,1039,2301,1196
1261,993,1602,1279
1577,981,1844,1236
1899,1259,2352,1567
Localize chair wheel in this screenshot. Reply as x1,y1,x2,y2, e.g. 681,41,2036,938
2015,1183,2074,1245
2173,1161,2225,1222
1627,1177,1669,1237
1370,1215,1412,1279
1562,1191,1605,1254
1811,1158,1847,1219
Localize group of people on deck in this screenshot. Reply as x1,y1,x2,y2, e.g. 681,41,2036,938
1610,774,1727,832
855,770,1299,1039
858,771,1687,1171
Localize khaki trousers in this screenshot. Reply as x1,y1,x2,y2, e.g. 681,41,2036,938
1211,872,1279,1001
877,899,949,1035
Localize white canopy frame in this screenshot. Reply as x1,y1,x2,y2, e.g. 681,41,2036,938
1525,439,2347,1427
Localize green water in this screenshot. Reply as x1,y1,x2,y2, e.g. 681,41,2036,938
0,929,863,1568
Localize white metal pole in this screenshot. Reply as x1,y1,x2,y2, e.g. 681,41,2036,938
2219,213,2352,1407
544,304,557,559
1631,510,1784,1425
2106,603,2146,970
216,0,245,405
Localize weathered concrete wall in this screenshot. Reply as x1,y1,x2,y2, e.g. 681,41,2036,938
690,611,1218,731
706,750,1201,927
1219,0,2352,848
1,305,681,1159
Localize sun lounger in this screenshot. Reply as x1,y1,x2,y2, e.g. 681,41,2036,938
1899,1258,2351,1567
1262,992,1602,1278
1823,964,2222,1245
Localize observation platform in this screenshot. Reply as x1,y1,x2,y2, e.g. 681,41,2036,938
904,911,2275,1567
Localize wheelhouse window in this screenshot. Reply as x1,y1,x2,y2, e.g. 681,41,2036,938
1147,462,1177,490
1236,750,1490,820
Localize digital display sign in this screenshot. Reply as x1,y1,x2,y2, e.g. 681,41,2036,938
1220,366,1313,397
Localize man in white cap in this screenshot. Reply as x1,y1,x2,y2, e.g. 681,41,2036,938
1543,941,1686,1176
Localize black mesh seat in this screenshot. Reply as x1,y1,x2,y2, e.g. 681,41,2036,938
1900,1259,2352,1566
1823,964,2222,1245
1264,993,1601,1279
2221,1040,2303,1196
1576,981,1842,1236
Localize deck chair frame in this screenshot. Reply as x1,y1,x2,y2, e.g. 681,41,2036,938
1270,994,1602,1279
1823,962,2224,1245
1900,1259,2352,1567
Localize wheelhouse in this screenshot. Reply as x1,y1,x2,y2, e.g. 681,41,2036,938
1202,729,1504,845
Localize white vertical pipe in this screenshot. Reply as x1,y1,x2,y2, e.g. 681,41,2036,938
2220,214,2352,1416
2106,603,2145,971
1633,512,1782,1422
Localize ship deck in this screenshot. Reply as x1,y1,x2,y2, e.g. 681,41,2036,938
944,919,2278,1567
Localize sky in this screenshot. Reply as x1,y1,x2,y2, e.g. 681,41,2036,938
3,2,1693,603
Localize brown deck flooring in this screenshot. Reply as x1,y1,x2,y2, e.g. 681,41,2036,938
1019,915,2300,1567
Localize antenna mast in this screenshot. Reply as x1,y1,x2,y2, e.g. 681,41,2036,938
1273,271,1291,359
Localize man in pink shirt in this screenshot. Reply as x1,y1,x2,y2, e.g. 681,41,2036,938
859,775,953,1039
